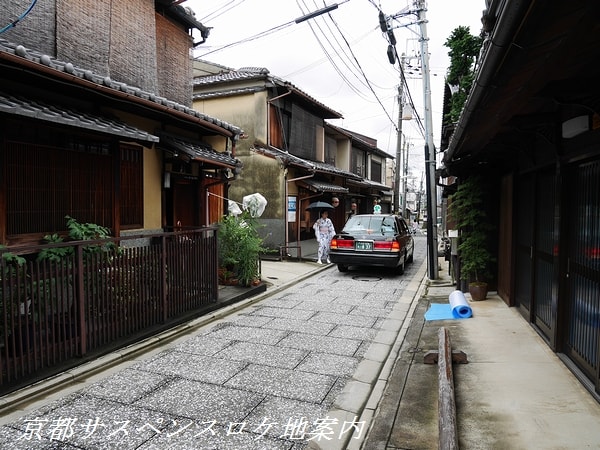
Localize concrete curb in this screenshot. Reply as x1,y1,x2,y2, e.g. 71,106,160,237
326,258,429,450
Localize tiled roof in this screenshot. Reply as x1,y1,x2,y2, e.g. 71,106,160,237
252,146,361,180
193,67,343,119
0,91,159,143
193,67,271,86
159,134,242,169
0,38,243,137
325,122,392,158
299,179,349,194
309,160,362,180
193,86,264,101
252,146,314,170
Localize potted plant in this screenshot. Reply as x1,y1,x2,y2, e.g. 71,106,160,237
448,175,495,300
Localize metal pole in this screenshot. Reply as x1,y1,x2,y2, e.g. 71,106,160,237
402,139,409,217
416,0,439,279
394,82,404,215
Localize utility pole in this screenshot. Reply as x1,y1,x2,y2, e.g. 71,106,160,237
380,2,438,278
393,55,417,217
393,82,404,216
415,0,439,279
402,138,409,216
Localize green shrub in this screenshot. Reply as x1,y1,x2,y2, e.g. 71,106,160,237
218,212,267,286
448,175,495,283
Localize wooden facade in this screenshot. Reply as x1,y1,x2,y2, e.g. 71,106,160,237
441,0,600,399
1,1,244,392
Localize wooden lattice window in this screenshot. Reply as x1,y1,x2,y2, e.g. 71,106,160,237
4,139,114,239
120,144,143,229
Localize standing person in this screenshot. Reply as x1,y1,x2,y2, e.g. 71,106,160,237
373,198,382,214
347,201,357,221
313,209,335,264
412,219,419,234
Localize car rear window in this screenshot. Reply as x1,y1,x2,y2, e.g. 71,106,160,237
343,216,397,235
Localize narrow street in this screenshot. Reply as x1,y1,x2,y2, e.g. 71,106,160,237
0,236,428,449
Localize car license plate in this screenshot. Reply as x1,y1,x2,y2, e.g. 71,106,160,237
355,241,373,251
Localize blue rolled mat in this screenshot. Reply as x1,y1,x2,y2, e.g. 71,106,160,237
449,290,472,318
424,291,473,321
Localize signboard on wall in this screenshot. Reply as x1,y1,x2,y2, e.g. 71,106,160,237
287,196,297,222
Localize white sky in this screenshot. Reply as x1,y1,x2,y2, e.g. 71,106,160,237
183,0,484,186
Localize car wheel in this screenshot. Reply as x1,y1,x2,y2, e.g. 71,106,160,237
407,249,414,264
337,264,349,272
396,257,405,275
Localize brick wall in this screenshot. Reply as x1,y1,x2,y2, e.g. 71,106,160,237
4,0,57,55
108,0,158,93
5,0,193,103
57,0,111,76
156,13,193,106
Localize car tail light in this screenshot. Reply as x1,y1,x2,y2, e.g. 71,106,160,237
330,238,354,249
586,247,600,259
373,240,400,252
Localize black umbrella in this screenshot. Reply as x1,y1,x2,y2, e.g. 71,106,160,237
306,201,334,210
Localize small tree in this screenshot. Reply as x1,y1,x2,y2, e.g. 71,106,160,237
448,175,495,284
217,211,267,286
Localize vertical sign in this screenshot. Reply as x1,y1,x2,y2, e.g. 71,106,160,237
287,196,297,222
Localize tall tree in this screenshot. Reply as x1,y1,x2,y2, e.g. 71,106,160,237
444,26,483,123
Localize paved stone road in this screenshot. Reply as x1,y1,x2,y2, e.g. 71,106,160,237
0,237,428,449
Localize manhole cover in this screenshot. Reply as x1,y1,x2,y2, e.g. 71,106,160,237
351,275,382,282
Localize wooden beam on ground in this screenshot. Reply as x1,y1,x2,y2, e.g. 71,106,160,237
438,326,459,450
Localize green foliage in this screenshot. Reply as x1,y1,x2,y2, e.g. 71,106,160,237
1,247,26,271
65,215,111,242
37,233,70,263
444,26,483,123
37,216,116,263
448,175,495,282
0,247,28,336
218,211,267,286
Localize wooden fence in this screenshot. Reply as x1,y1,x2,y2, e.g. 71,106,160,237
0,228,218,394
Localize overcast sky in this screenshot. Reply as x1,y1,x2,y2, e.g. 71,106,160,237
184,0,484,184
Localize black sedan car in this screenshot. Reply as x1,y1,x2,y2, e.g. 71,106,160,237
329,214,415,273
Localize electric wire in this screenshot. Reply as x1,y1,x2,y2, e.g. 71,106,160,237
194,0,423,144
296,0,373,101
198,0,248,23
325,6,398,128
296,0,399,130
0,0,38,34
196,19,297,58
301,0,366,86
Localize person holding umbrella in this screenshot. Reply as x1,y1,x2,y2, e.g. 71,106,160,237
312,209,335,264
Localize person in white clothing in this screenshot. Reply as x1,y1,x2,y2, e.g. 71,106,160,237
312,209,335,264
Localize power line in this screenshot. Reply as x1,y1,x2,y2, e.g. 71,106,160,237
0,0,38,34
196,19,296,58
297,0,374,101
199,0,248,23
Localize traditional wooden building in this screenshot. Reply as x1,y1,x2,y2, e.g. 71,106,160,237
441,0,600,399
0,0,244,393
192,64,393,253
2,0,243,246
